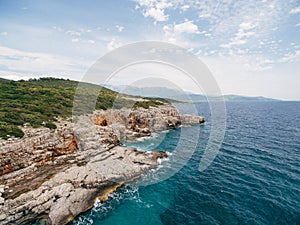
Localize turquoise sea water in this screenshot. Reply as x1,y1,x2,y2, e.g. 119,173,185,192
71,102,300,225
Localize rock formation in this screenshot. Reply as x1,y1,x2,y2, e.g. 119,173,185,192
0,105,204,225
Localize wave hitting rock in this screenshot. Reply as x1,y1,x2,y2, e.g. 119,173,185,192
0,105,204,225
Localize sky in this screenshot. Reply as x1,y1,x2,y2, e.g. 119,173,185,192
0,0,299,100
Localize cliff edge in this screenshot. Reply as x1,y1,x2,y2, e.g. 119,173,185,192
0,105,204,225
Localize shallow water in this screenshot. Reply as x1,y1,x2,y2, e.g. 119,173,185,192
71,102,300,225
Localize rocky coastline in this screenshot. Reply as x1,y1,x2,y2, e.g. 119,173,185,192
0,105,204,225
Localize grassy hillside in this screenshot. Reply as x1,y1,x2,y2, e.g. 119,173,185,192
0,78,9,82
0,77,164,140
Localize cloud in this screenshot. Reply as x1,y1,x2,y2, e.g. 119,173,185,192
52,26,64,32
162,20,205,48
143,7,169,22
0,32,8,36
71,38,95,44
296,22,300,27
289,6,300,14
163,20,200,44
220,22,257,48
279,50,300,63
53,26,93,36
71,38,80,42
181,5,190,11
202,55,300,100
66,30,81,36
79,28,92,33
0,73,38,81
135,0,173,22
198,13,211,19
134,0,294,58
239,22,257,30
134,0,295,50
0,46,90,77
87,40,95,44
52,26,97,45
173,20,199,34
163,20,199,38
107,38,122,51
116,25,124,32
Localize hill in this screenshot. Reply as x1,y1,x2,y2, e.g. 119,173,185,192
0,77,10,83
0,78,164,139
106,85,280,102
189,94,279,102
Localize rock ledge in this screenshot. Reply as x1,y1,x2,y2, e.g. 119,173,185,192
0,105,204,225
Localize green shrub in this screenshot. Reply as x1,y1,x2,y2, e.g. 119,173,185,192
133,100,164,109
44,122,57,129
0,122,24,139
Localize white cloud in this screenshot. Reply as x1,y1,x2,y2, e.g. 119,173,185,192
279,50,300,63
156,0,173,9
116,25,124,32
162,20,204,48
134,0,298,82
134,0,295,57
221,22,257,48
296,22,300,27
136,0,172,9
71,38,96,44
181,5,190,11
79,28,92,33
53,27,97,45
71,38,80,42
163,20,199,41
0,46,90,77
183,0,293,53
173,20,199,34
198,13,211,19
202,55,300,100
239,22,256,30
0,32,8,36
143,7,169,22
87,40,95,44
0,73,38,81
52,26,64,32
289,6,300,14
66,30,81,36
199,48,275,72
54,27,93,37
107,38,122,51
136,0,173,22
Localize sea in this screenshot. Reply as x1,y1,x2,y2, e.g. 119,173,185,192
71,102,300,225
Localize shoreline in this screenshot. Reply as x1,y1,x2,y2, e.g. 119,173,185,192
0,105,204,225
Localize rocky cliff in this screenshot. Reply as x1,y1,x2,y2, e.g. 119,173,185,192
0,105,204,225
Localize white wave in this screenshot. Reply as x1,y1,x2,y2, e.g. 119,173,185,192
157,157,169,164
72,216,93,225
166,151,173,156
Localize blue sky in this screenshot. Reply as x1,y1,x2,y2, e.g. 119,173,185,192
0,0,299,100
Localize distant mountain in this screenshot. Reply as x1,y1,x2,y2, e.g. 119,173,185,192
105,85,188,101
188,94,279,102
105,85,280,102
222,95,279,102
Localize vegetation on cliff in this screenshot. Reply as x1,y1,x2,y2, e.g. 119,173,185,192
0,77,164,139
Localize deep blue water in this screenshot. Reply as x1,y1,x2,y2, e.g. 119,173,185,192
71,102,300,225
